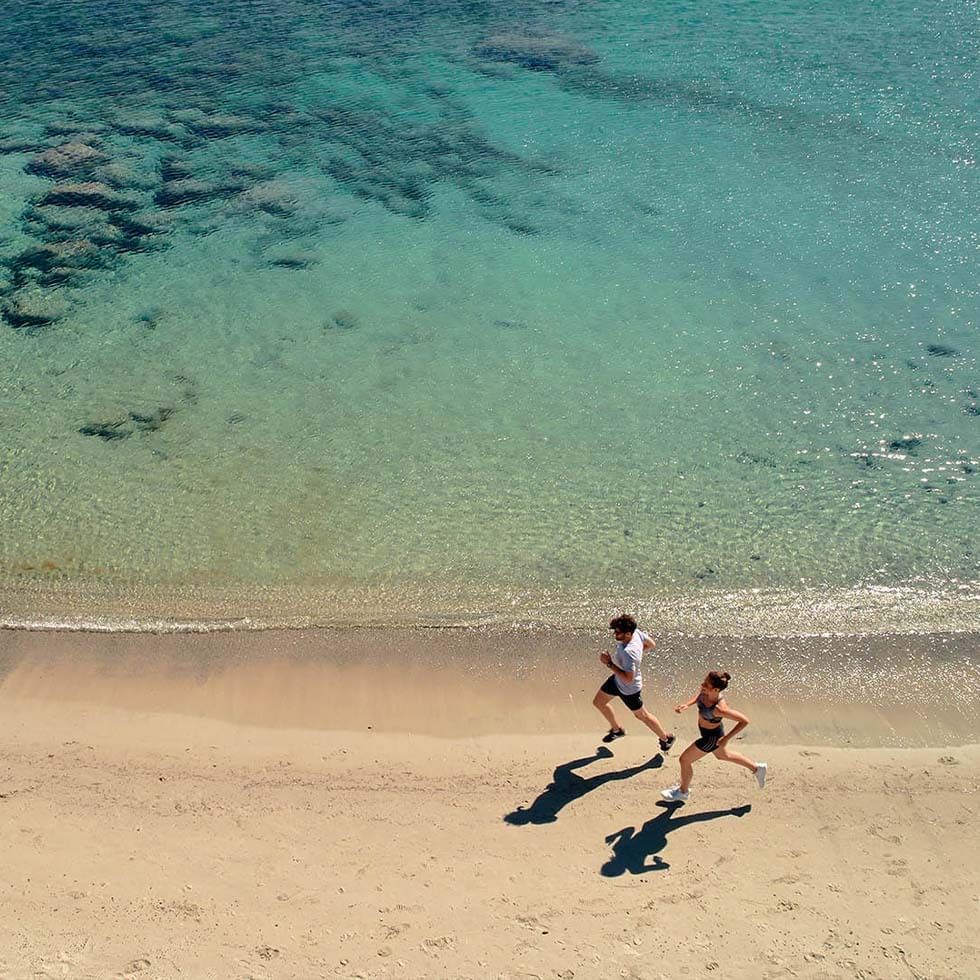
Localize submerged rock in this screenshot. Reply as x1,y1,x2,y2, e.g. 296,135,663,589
111,110,184,141
736,450,778,468
79,420,131,441
269,250,319,270
159,156,195,183
128,406,174,432
379,193,428,219
155,179,213,206
186,112,260,139
850,452,881,469
41,181,139,211
37,266,87,287
888,437,923,454
0,136,47,154
24,204,112,234
45,121,108,137
2,289,70,328
17,239,103,268
94,161,159,191
112,211,174,238
26,141,108,178
230,161,278,180
78,406,174,441
501,215,538,236
135,307,164,329
474,31,599,72
10,241,106,287
155,178,242,207
236,180,301,216
468,185,507,208
927,343,959,357
326,309,359,330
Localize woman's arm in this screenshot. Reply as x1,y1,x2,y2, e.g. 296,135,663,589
715,701,749,744
674,692,699,713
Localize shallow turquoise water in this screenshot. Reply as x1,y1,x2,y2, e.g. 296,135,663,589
0,0,976,630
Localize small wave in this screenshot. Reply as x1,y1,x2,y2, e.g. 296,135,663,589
0,616,266,634
1,579,978,637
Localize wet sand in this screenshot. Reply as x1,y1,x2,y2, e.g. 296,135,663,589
1,626,977,745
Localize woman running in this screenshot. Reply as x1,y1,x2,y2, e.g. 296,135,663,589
660,671,767,802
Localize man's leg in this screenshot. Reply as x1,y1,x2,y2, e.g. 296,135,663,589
631,706,672,742
593,689,623,733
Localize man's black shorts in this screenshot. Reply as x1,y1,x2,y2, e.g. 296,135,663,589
600,674,643,711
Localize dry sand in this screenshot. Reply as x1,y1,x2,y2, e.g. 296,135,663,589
1,628,978,979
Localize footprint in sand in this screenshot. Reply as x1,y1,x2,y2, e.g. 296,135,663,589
121,958,151,978
772,873,806,885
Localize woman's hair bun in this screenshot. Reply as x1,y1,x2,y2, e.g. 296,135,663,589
707,670,731,690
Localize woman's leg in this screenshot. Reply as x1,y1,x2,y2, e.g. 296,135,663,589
713,744,758,774
678,743,707,793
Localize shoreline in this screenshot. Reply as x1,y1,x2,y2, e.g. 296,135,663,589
2,577,979,637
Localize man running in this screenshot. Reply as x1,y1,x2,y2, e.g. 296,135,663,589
593,614,675,752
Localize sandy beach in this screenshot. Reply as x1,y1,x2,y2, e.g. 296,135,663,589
1,628,978,980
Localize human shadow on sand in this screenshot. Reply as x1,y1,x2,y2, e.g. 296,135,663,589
504,745,663,826
601,800,752,875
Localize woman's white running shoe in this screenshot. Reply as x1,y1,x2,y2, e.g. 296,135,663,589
660,785,690,802
755,762,768,789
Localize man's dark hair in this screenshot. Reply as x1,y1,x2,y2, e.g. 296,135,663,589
609,615,637,634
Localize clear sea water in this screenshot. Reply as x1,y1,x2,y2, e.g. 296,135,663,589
0,0,977,632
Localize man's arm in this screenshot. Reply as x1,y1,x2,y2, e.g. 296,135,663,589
599,651,635,685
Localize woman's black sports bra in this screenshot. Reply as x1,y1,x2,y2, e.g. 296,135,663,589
697,692,723,726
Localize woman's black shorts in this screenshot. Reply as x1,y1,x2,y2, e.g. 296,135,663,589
695,724,724,753
600,674,644,711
